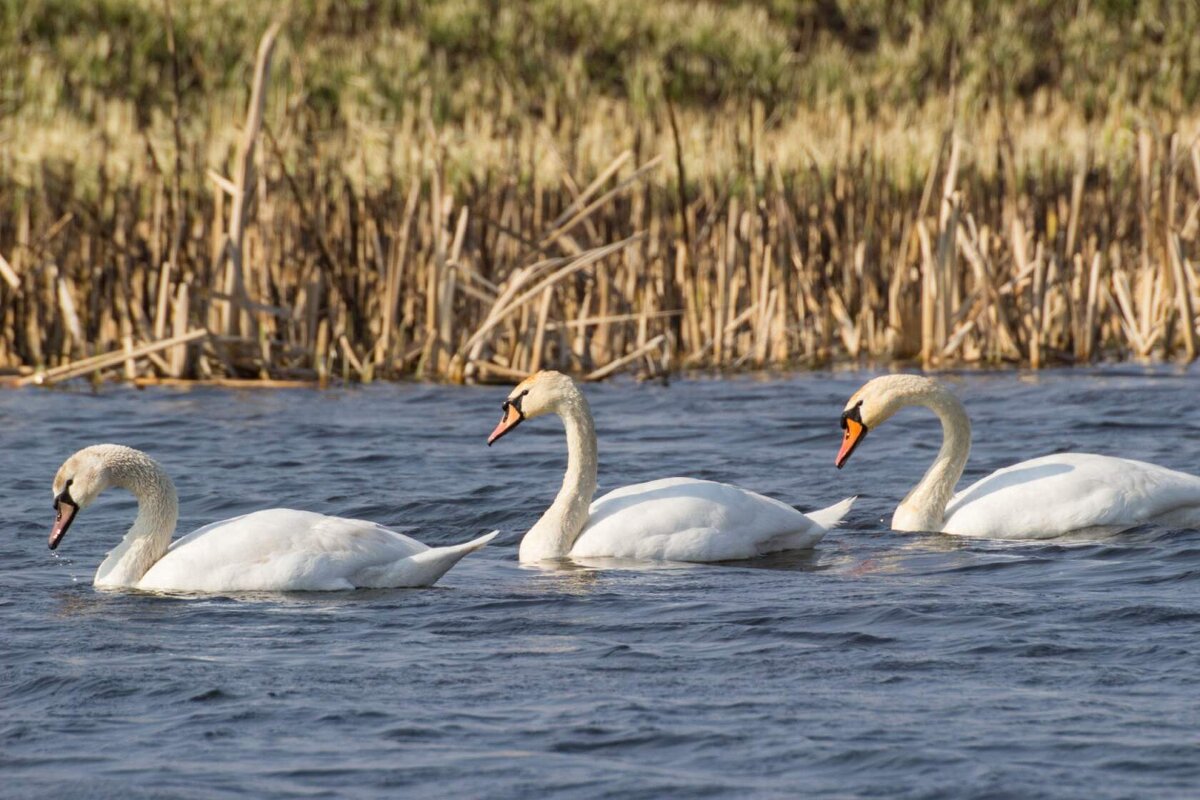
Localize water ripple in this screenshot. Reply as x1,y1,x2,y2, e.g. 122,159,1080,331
1,367,1199,797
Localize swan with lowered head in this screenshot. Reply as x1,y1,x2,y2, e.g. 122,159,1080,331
835,374,1200,538
487,371,855,563
48,444,497,591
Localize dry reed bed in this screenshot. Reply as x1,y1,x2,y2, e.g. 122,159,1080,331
3,132,1200,386
2,34,1200,387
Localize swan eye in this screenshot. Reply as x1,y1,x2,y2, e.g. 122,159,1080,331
54,478,75,511
503,389,530,419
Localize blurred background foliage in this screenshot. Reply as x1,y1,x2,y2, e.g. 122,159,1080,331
1,0,1198,189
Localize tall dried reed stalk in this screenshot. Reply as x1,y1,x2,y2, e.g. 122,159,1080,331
1,27,1198,387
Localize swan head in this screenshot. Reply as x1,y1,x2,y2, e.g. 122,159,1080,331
48,444,170,550
836,374,942,468
49,445,122,550
487,370,580,445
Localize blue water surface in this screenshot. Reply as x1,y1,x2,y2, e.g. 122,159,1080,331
1,367,1199,799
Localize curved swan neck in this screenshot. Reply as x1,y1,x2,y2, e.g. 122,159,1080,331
519,389,598,562
94,449,179,588
892,385,971,532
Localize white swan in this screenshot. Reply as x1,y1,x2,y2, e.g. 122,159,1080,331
487,371,854,563
836,374,1200,538
48,444,497,591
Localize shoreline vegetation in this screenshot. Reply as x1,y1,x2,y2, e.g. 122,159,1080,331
2,2,1199,387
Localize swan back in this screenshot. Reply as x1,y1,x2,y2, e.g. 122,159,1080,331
138,510,498,592
572,478,834,562
943,453,1200,538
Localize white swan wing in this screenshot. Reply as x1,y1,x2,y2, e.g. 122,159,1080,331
569,477,839,562
137,509,487,592
943,453,1200,538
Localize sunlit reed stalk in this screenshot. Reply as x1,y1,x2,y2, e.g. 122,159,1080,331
1,24,1199,387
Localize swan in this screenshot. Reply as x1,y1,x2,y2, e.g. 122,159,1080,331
47,444,497,592
486,371,854,563
835,374,1200,538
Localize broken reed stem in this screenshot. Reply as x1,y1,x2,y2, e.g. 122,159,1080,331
17,329,208,386
585,334,667,381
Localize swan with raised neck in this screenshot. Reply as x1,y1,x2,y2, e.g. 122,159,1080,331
48,444,497,591
489,371,854,563
488,371,597,560
835,374,1200,537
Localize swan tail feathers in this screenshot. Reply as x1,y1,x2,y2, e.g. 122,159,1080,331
807,496,856,530
359,531,498,588
409,530,499,567
432,530,500,557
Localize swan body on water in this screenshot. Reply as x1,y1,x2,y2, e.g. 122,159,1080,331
49,445,496,591
488,371,854,563
836,374,1200,538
